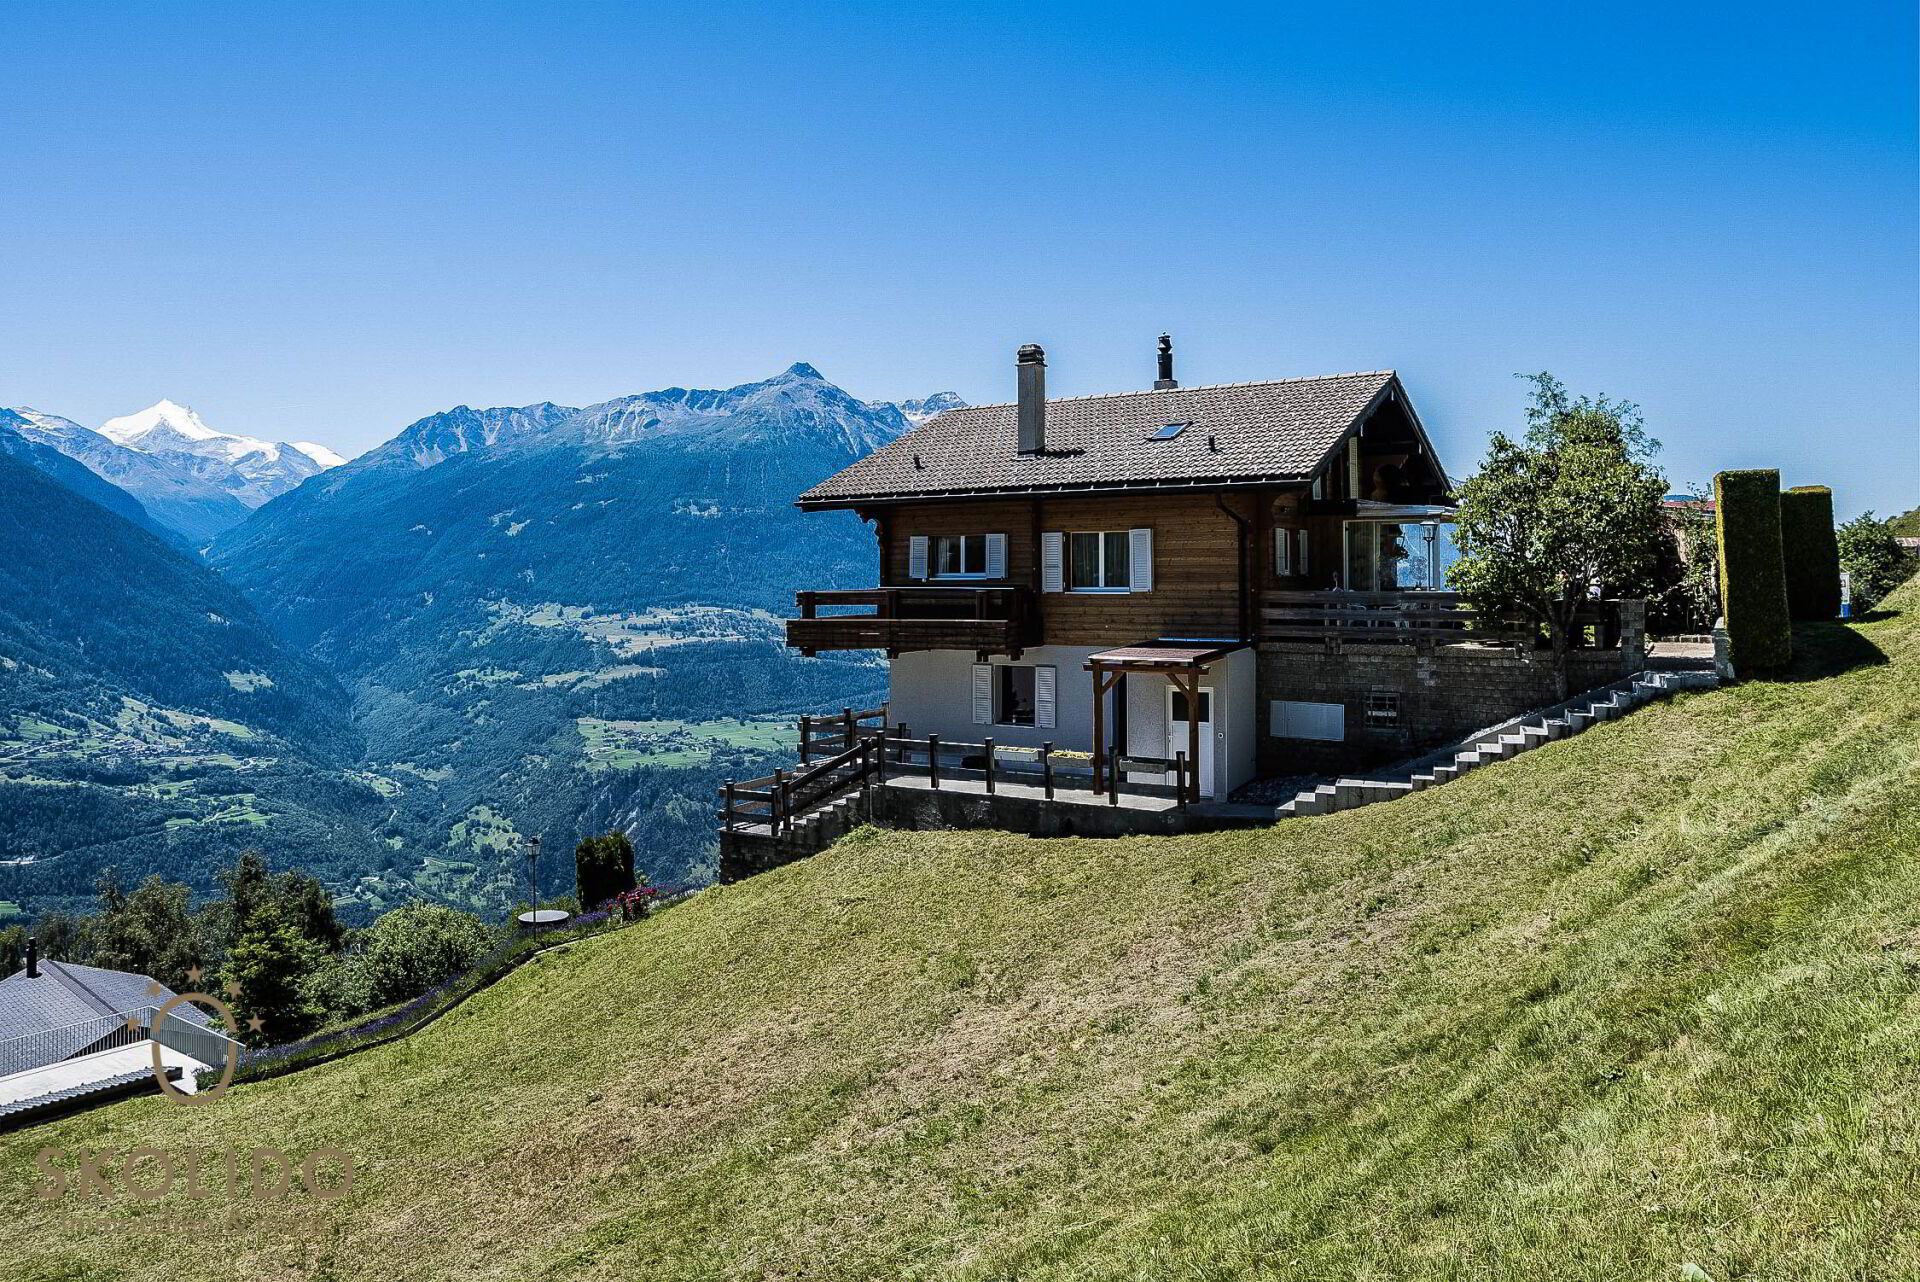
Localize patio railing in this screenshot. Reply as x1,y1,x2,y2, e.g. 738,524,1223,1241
720,728,1199,837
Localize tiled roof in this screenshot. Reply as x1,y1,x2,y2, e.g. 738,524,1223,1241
0,961,210,1051
799,371,1403,506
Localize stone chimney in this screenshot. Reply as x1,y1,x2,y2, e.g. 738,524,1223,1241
1016,344,1047,454
25,936,37,979
1155,333,1178,389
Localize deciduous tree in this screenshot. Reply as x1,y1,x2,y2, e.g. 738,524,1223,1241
1450,374,1669,698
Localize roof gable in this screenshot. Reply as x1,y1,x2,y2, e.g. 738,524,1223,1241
799,370,1415,506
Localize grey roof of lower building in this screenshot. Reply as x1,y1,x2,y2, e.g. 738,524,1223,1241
0,960,211,1062
798,370,1411,506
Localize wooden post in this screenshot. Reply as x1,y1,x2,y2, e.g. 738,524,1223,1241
1108,753,1120,805
1186,671,1202,805
983,737,995,794
842,706,854,751
724,781,737,830
772,768,786,835
1090,664,1106,794
1041,741,1054,800
799,715,812,765
1174,752,1187,810
877,726,891,784
927,733,940,790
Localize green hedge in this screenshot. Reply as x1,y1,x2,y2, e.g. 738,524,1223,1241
1780,486,1842,620
1714,469,1792,674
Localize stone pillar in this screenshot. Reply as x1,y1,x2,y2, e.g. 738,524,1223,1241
1615,599,1647,673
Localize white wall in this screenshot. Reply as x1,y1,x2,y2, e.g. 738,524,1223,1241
888,646,1103,751
891,644,1257,800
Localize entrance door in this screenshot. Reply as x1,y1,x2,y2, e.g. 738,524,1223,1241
1166,685,1215,799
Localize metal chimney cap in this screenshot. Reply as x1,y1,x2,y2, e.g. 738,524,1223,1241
1016,343,1046,364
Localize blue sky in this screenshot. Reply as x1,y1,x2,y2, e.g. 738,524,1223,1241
2,2,1914,514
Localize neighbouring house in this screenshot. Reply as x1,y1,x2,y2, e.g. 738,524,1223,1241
0,939,232,1126
720,339,1651,877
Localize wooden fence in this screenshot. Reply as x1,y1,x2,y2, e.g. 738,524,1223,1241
721,728,1198,835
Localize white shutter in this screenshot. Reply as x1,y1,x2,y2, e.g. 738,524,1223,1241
1297,529,1310,577
1274,528,1291,576
985,532,1007,579
1041,531,1064,593
1034,665,1056,729
908,535,929,580
972,664,993,724
1129,527,1153,593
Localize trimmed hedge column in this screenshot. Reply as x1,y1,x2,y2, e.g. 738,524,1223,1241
1713,469,1792,675
1780,485,1842,620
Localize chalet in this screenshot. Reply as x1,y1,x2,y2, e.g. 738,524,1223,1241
721,340,1651,876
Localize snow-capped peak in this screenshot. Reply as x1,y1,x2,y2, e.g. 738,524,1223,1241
100,399,230,448
290,441,348,468
92,400,347,505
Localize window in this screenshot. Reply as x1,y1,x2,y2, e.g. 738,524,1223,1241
1069,531,1131,590
1341,519,1457,591
1274,527,1310,578
975,662,1055,728
1363,691,1401,728
997,665,1036,725
1270,699,1345,741
1170,689,1213,724
1150,421,1190,441
932,533,988,578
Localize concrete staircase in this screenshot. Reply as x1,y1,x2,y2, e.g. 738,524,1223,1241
783,792,865,853
1275,669,1718,820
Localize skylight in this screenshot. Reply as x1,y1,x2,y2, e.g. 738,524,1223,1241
1151,421,1190,441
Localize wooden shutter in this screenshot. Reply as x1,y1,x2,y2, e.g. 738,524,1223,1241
908,535,929,580
1041,532,1064,593
1034,665,1056,729
1274,527,1292,576
972,664,993,724
1296,529,1310,577
1129,527,1153,593
985,532,1007,579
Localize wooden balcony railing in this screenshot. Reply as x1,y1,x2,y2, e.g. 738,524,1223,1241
1259,590,1626,646
787,586,1037,657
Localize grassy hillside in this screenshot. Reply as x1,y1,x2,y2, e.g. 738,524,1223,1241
4,587,1917,1281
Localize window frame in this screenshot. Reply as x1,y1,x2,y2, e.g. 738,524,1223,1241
995,664,1038,727
1066,530,1132,592
930,532,990,579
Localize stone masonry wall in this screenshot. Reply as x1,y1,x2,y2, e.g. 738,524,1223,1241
1257,603,1645,775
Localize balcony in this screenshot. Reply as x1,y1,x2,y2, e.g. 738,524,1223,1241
1259,590,1640,650
787,585,1037,657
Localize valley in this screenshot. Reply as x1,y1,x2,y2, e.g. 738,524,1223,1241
0,365,941,921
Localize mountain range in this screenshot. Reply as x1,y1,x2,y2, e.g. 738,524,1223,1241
0,446,388,918
1,366,959,918
1,399,346,545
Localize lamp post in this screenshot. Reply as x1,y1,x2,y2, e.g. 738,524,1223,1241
524,834,541,928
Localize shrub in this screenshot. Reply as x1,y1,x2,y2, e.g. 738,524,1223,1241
337,903,496,1014
1779,486,1841,620
1837,512,1918,614
575,831,638,912
1713,469,1792,675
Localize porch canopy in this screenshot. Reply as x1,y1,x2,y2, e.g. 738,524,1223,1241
1084,640,1247,800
